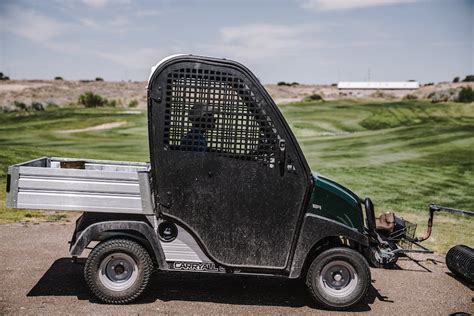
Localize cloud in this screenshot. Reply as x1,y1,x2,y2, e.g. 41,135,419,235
202,23,321,61
0,6,69,43
79,15,130,30
94,48,169,70
82,0,109,9
135,9,163,17
299,0,420,12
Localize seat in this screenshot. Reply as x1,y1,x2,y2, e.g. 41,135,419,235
375,212,396,234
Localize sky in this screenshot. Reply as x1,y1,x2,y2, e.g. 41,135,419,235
0,0,472,84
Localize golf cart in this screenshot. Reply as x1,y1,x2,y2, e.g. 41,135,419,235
6,55,437,309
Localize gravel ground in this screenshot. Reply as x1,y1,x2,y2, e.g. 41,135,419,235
0,222,472,315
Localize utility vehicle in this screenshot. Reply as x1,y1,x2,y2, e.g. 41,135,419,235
6,55,436,310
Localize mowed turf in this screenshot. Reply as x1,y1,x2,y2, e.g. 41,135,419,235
0,100,473,253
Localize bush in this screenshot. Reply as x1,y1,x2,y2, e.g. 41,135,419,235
304,94,324,102
453,77,460,83
95,77,104,81
429,91,451,103
457,87,474,103
31,102,44,111
54,76,63,80
277,81,299,86
14,101,28,111
46,102,59,109
403,94,418,100
370,90,396,99
424,82,434,86
78,92,108,107
107,99,117,107
128,100,139,108
462,75,474,82
0,72,10,80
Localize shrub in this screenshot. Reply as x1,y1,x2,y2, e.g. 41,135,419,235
0,72,10,80
31,102,44,111
107,99,117,107
424,82,434,86
46,102,59,109
95,77,104,81
54,76,63,80
370,90,396,99
304,94,324,102
453,77,460,83
277,81,300,86
14,101,28,111
128,100,139,108
78,92,107,107
462,75,474,82
457,86,474,103
403,94,418,100
429,91,451,103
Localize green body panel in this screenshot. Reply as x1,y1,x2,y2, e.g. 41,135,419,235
308,173,365,232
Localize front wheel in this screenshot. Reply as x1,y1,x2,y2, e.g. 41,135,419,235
306,247,371,310
84,238,153,304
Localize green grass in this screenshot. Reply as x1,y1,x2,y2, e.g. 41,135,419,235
0,100,472,253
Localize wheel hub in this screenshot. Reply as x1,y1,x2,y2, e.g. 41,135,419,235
99,253,139,291
319,260,359,298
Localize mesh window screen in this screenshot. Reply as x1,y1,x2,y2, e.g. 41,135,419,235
163,67,280,160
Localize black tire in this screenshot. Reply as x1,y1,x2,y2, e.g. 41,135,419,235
84,238,153,304
306,247,371,310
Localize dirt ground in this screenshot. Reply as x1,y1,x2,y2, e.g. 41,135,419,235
0,222,472,315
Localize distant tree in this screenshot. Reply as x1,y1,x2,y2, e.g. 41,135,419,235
95,77,104,81
291,82,300,86
31,102,45,111
0,72,10,80
128,100,139,108
13,101,28,111
403,94,418,100
462,75,474,82
54,76,63,80
457,87,474,103
304,94,324,102
277,81,288,86
78,92,107,107
453,77,460,83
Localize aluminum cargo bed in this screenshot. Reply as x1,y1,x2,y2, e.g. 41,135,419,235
6,157,154,215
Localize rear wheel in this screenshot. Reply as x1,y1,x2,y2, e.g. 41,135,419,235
84,239,153,304
306,247,370,310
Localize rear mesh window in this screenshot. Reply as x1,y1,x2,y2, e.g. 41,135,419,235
163,67,279,160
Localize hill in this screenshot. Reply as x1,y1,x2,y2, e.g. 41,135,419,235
1,80,473,109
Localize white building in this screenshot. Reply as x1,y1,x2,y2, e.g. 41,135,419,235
337,81,419,90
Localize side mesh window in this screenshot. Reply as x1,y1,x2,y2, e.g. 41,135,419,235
163,67,280,160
